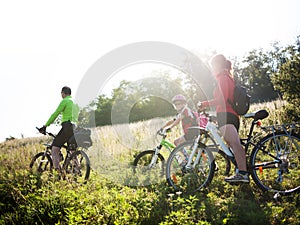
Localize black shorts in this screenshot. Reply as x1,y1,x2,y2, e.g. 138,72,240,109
217,112,240,131
52,121,75,148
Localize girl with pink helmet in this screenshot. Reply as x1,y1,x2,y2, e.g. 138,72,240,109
161,94,199,146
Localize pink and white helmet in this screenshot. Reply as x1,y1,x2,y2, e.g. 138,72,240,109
172,94,186,103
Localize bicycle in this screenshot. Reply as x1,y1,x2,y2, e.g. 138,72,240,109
30,127,91,183
133,124,231,177
133,128,175,176
166,109,300,195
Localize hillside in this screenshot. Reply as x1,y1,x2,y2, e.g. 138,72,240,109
0,100,299,225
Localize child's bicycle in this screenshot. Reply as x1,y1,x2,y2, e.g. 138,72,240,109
30,127,91,183
133,128,175,176
166,109,300,195
133,126,231,177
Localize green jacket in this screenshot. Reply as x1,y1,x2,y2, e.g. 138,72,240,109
45,96,79,126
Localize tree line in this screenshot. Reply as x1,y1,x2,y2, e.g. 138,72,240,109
78,36,300,127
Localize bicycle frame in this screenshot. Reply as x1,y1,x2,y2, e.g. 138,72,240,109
194,111,299,170
184,123,233,170
205,122,234,158
184,113,259,169
148,135,176,168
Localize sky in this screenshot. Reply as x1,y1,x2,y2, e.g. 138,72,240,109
0,0,299,142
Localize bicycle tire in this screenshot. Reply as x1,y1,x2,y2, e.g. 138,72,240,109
133,150,165,176
29,152,53,173
166,140,216,193
64,150,91,183
250,132,300,194
213,149,231,176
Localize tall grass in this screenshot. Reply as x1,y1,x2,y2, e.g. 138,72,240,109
89,117,181,187
0,100,299,225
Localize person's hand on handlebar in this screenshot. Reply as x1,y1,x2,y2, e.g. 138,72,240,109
197,102,207,113
37,126,47,135
157,127,171,135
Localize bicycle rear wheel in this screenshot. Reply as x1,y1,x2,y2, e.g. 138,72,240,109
133,150,165,176
166,141,215,193
250,132,300,194
64,150,91,183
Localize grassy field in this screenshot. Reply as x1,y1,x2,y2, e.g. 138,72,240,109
0,100,299,224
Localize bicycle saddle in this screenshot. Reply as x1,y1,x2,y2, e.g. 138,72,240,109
244,109,269,121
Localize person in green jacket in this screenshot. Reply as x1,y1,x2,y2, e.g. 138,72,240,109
39,86,79,171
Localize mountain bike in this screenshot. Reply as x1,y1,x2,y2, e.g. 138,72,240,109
30,128,91,183
166,109,300,195
133,125,231,177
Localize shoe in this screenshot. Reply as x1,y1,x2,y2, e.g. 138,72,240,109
224,173,249,183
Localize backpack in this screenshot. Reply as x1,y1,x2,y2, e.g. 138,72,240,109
181,108,208,131
186,110,208,129
68,127,93,149
196,112,208,128
229,83,251,115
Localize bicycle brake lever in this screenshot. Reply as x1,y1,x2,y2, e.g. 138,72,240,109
36,126,47,135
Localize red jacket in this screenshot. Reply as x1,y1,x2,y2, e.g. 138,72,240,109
202,71,238,117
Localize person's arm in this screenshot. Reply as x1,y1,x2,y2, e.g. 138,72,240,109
201,99,216,108
201,76,230,108
162,119,174,128
169,117,181,129
162,114,182,130
45,100,66,127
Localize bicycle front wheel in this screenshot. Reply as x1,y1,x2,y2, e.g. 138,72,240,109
29,152,53,173
133,150,165,176
166,141,215,193
250,132,300,194
64,150,91,183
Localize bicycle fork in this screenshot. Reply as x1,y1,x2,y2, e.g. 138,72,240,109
148,146,161,168
185,135,202,169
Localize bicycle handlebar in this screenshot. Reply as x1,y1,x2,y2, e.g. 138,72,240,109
36,127,56,138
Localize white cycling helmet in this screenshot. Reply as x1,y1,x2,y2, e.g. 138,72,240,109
172,94,187,103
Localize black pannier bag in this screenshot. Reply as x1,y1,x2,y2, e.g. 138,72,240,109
68,127,92,149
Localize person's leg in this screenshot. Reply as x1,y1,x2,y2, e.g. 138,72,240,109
174,129,198,146
219,124,249,183
51,127,65,171
174,136,186,146
219,124,247,171
51,146,61,170
51,122,74,171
